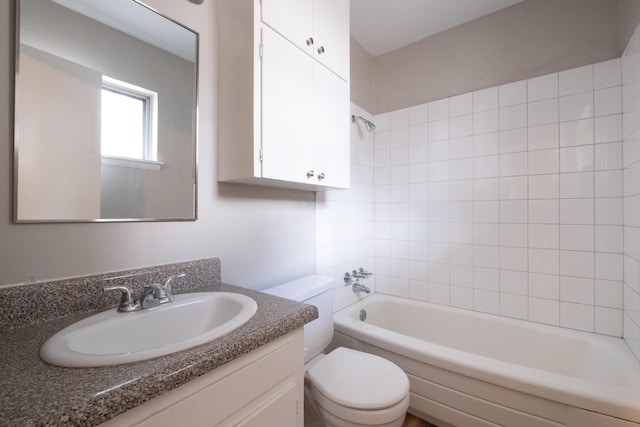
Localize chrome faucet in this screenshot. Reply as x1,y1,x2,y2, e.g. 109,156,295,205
103,272,186,312
351,282,371,294
344,267,373,294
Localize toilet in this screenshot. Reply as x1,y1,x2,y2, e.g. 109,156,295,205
265,276,410,427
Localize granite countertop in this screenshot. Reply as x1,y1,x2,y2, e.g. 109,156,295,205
0,282,317,426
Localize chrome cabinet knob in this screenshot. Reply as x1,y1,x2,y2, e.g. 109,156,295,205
306,37,314,46
317,46,325,54
317,172,325,181
307,170,314,178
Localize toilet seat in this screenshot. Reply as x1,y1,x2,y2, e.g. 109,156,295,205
306,347,410,425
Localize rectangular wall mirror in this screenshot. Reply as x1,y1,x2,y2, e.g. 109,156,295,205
14,0,198,222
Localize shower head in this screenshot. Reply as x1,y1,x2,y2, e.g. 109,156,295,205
351,115,376,132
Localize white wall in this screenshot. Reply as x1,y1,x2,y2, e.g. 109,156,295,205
623,23,640,359
0,0,316,289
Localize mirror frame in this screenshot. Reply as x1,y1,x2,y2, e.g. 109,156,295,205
13,0,199,223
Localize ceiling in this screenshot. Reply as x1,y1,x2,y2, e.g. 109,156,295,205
350,0,525,57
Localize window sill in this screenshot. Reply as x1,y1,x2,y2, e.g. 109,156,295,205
101,156,163,171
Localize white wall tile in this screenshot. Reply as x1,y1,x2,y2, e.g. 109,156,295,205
501,223,528,247
528,73,559,102
529,297,560,325
529,224,559,249
528,149,559,175
529,199,560,224
561,276,594,304
529,272,560,299
429,98,450,122
560,198,594,224
559,92,594,122
474,109,500,134
451,93,473,117
594,142,623,170
560,225,594,251
500,293,528,319
500,105,527,130
560,250,594,278
559,172,594,198
409,103,429,125
595,86,622,117
529,124,559,151
595,225,623,253
474,155,500,179
559,118,594,147
595,306,623,336
561,302,594,331
500,80,527,107
474,178,499,200
409,123,429,145
500,152,528,177
451,114,473,138
500,176,528,200
390,109,409,129
529,174,559,199
429,119,450,141
500,128,528,154
594,58,621,90
529,99,559,126
473,87,499,112
529,248,559,274
474,132,500,156
450,136,474,159
560,145,594,173
595,170,623,197
595,279,623,308
595,115,622,143
559,64,593,96
596,197,623,225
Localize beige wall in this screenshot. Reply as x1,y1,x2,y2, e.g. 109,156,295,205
621,0,640,49
349,37,374,112
0,0,316,289
373,0,621,114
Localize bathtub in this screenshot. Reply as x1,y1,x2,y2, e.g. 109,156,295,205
332,294,640,427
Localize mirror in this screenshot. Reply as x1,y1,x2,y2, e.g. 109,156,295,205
14,0,198,222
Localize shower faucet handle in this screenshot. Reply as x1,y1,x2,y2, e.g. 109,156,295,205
358,267,373,277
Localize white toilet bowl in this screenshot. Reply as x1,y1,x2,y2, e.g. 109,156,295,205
264,276,410,427
305,347,410,427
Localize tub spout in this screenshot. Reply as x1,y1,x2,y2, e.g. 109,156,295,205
352,282,371,294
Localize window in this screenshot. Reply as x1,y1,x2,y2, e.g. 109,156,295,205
101,76,159,165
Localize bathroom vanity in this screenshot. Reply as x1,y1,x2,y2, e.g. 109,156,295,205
0,258,317,426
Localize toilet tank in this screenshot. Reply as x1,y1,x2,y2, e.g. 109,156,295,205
263,275,334,363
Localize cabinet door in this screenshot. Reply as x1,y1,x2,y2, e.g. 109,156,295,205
313,0,350,80
261,27,315,184
313,62,350,189
261,0,314,55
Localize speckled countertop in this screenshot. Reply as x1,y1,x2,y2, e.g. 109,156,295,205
0,258,317,426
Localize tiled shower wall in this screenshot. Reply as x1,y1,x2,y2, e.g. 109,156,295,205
373,58,624,336
623,24,640,359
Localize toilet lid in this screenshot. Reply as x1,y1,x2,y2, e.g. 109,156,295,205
307,347,409,410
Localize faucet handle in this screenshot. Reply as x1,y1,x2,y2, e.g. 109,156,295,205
159,272,186,302
104,285,141,312
358,267,373,277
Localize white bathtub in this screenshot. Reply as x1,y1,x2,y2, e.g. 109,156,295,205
332,294,640,427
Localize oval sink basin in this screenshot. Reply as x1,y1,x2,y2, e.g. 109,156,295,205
40,292,257,368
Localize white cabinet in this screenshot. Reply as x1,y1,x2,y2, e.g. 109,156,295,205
261,0,349,81
100,330,304,427
218,0,350,191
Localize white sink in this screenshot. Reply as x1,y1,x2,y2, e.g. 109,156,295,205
40,292,257,368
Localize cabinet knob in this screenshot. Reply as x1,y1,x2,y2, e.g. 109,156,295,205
317,46,325,54
306,37,314,46
317,173,325,181
307,170,315,178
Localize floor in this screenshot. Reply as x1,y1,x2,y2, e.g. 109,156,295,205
403,413,436,427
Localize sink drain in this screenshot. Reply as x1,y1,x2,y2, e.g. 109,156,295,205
359,309,367,321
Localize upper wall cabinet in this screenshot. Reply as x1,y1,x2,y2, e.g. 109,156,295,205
218,0,350,191
261,0,349,81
